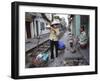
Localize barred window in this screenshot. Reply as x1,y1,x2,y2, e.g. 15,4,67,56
40,22,45,30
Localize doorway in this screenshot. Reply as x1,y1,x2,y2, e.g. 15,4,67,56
26,22,31,38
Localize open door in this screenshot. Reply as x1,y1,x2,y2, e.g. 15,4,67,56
26,21,31,38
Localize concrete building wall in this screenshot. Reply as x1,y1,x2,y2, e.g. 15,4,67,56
71,15,80,37
34,17,50,36
75,15,80,36
34,19,39,36
71,15,89,38
72,16,76,35
30,21,34,38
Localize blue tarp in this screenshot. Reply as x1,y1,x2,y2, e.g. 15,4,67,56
36,52,49,62
42,53,49,61
58,41,65,50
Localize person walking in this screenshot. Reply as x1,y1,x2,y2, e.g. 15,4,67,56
47,20,60,61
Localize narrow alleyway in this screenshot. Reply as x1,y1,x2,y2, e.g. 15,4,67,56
25,13,90,68
25,33,49,52
26,30,89,68
47,31,89,67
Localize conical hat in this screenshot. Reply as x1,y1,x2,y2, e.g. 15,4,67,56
51,20,60,25
46,24,50,28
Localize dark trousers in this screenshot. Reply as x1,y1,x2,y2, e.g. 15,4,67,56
50,40,58,59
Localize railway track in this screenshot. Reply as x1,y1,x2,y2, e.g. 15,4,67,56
25,40,50,68
26,40,50,57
